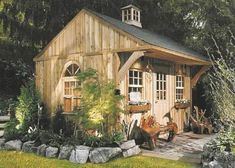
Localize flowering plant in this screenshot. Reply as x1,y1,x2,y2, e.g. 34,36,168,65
175,99,190,104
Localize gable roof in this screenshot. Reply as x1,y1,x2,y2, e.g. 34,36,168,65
86,9,209,62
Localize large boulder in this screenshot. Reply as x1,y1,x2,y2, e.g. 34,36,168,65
122,145,141,158
119,140,136,150
89,147,122,163
46,146,59,158
69,145,91,164
37,144,48,156
4,140,22,150
58,145,74,160
22,141,35,153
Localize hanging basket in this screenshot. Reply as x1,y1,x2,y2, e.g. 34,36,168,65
128,103,151,113
174,102,190,109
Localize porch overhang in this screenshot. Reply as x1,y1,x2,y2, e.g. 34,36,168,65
144,46,211,66
113,45,211,66
116,45,211,86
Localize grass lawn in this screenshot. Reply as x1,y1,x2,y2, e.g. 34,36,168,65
0,150,199,168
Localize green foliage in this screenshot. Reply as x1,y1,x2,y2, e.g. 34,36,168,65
4,118,23,141
39,130,65,148
52,105,66,135
83,131,125,148
208,128,235,152
75,68,124,136
202,33,235,122
15,80,41,132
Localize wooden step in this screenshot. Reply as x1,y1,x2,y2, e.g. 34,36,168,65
0,116,10,122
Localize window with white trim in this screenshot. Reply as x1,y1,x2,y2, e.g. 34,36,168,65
63,64,81,112
128,69,143,96
124,9,131,21
133,10,139,21
176,75,184,100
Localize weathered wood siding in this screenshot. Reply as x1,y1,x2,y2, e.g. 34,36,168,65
35,8,193,133
36,10,143,60
35,10,145,113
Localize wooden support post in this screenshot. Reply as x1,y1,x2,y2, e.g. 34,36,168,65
191,65,210,87
117,51,144,82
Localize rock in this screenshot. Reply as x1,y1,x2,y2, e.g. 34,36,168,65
123,145,141,158
46,146,59,158
37,144,47,156
89,147,122,163
22,141,35,153
0,138,5,149
4,140,22,150
202,161,210,168
119,140,136,150
209,160,223,168
58,145,74,160
69,145,91,164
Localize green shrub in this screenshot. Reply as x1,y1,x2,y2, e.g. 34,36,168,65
4,119,23,141
75,68,124,137
204,34,235,123
208,128,235,152
39,130,65,148
15,80,41,132
52,105,66,135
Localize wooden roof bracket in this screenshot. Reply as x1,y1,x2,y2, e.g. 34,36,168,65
191,65,211,87
117,51,145,82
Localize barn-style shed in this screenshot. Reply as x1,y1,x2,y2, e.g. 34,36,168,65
34,5,210,132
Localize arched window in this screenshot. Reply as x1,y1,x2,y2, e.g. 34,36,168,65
63,64,81,112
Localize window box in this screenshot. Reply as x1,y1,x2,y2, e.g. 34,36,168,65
174,102,190,109
128,103,151,113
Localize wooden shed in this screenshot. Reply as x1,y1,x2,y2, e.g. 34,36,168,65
34,5,211,132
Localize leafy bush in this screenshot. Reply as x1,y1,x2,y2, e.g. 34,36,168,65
39,130,65,148
75,68,124,137
207,128,235,152
15,80,41,132
4,119,23,141
52,105,66,135
83,131,125,147
204,33,235,123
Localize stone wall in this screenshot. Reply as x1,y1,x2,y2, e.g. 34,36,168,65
0,139,141,164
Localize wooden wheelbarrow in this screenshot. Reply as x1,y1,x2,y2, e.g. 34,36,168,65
140,115,178,150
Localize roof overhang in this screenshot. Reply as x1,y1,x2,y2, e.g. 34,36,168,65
112,45,211,65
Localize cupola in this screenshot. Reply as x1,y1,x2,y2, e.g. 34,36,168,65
121,4,142,28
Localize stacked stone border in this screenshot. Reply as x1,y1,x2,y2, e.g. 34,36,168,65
0,139,141,164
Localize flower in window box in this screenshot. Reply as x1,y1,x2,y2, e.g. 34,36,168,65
175,99,190,109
